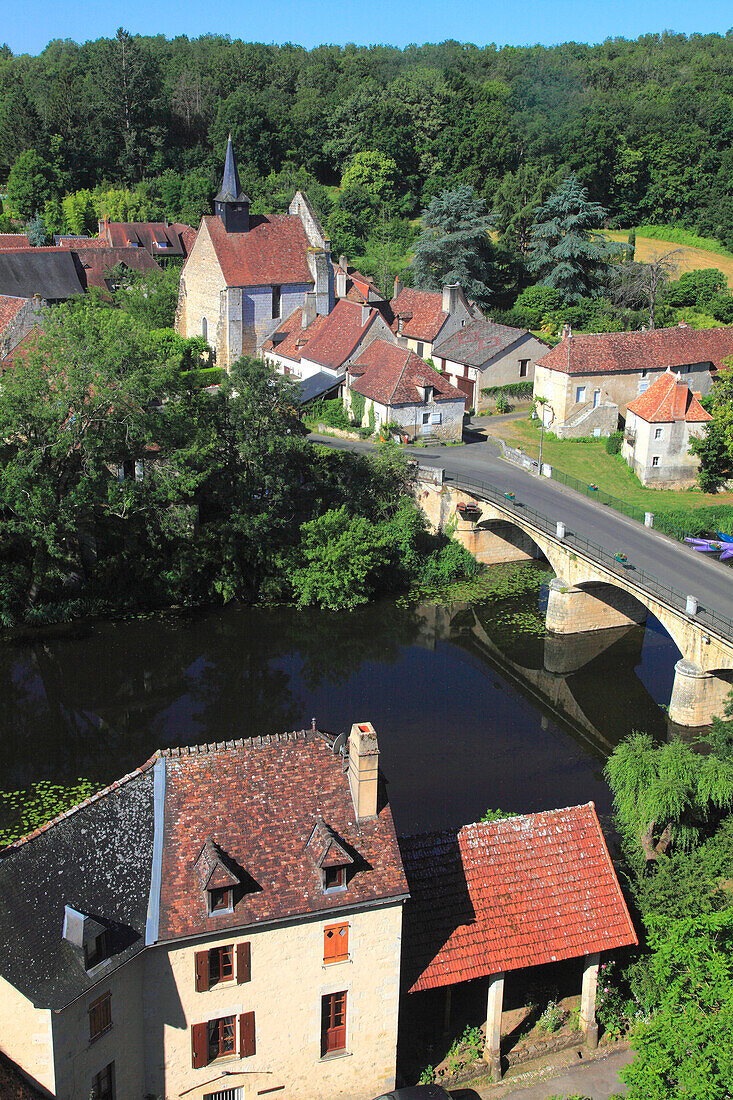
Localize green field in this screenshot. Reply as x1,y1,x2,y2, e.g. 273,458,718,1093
488,417,733,517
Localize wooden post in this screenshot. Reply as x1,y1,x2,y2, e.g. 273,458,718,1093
579,952,600,1048
483,971,504,1081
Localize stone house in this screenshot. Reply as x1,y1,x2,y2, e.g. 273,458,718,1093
176,136,334,368
400,803,637,1081
262,298,395,383
0,722,408,1100
622,368,713,487
345,339,467,441
533,323,733,439
390,283,480,363
432,320,549,411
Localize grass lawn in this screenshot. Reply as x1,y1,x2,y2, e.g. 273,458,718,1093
487,416,733,516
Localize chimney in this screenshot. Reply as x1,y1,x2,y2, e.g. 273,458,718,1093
302,291,317,329
335,264,347,299
348,722,379,821
361,304,371,327
442,283,460,314
394,274,404,299
678,319,689,328
561,322,572,340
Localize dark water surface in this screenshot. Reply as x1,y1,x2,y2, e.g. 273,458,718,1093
0,567,680,835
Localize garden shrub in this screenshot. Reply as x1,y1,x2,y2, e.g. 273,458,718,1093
605,429,623,454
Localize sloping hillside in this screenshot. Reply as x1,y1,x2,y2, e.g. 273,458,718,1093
605,232,733,288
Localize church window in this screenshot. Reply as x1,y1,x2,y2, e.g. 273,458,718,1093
202,317,208,342
272,286,282,320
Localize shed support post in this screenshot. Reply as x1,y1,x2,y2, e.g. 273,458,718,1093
483,971,504,1081
579,952,600,1048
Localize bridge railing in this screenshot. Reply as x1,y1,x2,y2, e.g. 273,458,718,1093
450,472,733,643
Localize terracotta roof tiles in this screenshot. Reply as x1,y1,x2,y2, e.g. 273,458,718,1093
391,287,449,342
350,339,467,406
536,325,733,377
0,233,30,250
401,803,637,993
202,213,313,287
0,294,27,335
626,368,712,422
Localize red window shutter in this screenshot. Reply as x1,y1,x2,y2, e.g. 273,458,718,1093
236,942,251,984
194,950,209,992
240,1011,256,1057
191,1022,208,1069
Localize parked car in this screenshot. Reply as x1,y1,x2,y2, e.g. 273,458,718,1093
371,1086,452,1100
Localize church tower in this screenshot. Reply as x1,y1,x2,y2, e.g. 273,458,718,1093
214,134,250,233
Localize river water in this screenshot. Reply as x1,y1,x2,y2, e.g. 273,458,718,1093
0,564,679,837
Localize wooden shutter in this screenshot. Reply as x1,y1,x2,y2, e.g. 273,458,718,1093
321,991,347,1055
191,1022,208,1068
324,922,349,963
194,950,209,992
240,1010,256,1057
236,941,251,984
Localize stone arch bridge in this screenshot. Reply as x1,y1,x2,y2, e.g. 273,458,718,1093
416,473,733,728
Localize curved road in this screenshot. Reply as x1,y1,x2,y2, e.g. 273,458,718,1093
310,433,733,631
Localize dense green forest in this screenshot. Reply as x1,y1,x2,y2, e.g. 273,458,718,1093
2,29,733,242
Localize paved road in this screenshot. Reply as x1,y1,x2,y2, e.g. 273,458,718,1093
468,1047,633,1099
310,433,733,630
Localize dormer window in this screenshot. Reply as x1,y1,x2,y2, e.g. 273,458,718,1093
63,905,110,971
208,886,233,914
323,866,346,892
85,929,109,969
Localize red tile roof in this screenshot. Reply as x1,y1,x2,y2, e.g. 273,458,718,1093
262,307,327,364
0,294,27,335
0,329,39,372
158,732,408,942
401,803,637,993
536,325,733,377
104,220,186,257
57,236,110,249
201,214,313,287
350,339,466,406
300,299,378,370
0,233,30,250
172,222,198,257
391,287,449,342
71,245,161,290
626,369,712,423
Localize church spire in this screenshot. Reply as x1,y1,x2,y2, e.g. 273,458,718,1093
214,134,251,233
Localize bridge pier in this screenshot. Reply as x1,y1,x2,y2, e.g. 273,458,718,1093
668,660,733,727
545,578,648,636
454,518,539,565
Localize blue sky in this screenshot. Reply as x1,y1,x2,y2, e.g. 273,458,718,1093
2,0,732,56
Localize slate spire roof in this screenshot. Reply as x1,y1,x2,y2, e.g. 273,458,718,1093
215,132,251,204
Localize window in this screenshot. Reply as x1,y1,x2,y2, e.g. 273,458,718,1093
655,427,663,439
416,341,424,357
321,991,347,1056
91,1062,115,1100
195,942,250,991
271,286,282,319
593,389,601,408
575,386,587,403
208,887,233,914
202,317,208,341
323,866,346,892
430,412,442,425
208,1015,236,1061
85,929,108,969
519,359,529,378
440,358,446,370
324,922,349,963
89,992,112,1042
422,412,431,425
652,456,660,467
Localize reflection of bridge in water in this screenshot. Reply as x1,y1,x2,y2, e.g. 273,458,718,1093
417,474,733,728
415,598,671,760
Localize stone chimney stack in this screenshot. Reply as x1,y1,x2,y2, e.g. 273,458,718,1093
561,323,572,339
348,722,379,821
442,283,460,314
394,274,404,300
336,257,348,299
302,291,317,330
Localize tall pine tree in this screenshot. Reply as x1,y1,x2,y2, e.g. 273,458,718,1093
527,175,612,303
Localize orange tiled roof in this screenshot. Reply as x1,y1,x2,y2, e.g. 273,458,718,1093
300,300,377,370
201,213,313,288
0,233,30,250
391,287,449,342
350,339,466,406
262,307,327,364
0,294,27,334
627,368,713,422
400,803,637,993
536,325,733,377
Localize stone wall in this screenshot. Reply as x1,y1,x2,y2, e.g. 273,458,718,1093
175,221,224,360
0,975,55,1093
630,415,706,488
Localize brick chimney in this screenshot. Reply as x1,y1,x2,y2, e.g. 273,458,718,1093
394,274,404,299
348,722,379,821
302,291,317,329
442,284,460,314
561,323,572,339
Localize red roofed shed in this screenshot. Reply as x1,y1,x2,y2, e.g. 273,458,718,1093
400,803,636,1078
